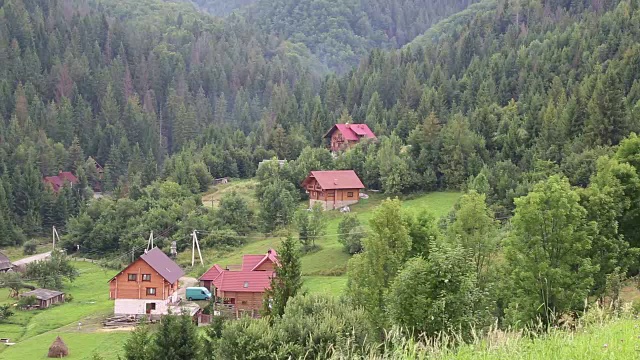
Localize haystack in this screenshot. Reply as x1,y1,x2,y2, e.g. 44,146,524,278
47,336,68,358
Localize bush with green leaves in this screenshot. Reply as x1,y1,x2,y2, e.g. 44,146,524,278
17,295,38,309
0,304,14,322
25,252,78,290
337,213,366,254
23,240,38,255
387,243,487,339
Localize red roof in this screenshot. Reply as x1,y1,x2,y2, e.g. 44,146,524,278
43,171,78,192
324,123,376,141
59,171,78,183
200,264,224,282
211,271,273,293
200,249,278,293
301,170,365,190
252,250,279,271
241,255,264,272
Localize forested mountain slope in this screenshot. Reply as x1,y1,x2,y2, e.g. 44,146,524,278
186,0,257,16
185,0,480,72
0,0,320,243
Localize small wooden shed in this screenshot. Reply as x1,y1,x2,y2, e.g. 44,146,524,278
48,336,69,358
20,289,65,309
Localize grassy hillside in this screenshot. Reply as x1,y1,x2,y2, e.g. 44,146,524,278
0,262,129,360
201,179,258,209
184,191,462,296
374,312,640,359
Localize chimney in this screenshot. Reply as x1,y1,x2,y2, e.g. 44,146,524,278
334,179,338,185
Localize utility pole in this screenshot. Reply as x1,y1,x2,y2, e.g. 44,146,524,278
191,230,204,267
52,226,61,251
146,231,154,252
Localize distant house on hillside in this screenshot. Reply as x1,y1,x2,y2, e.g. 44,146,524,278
301,170,365,210
43,171,78,193
258,159,287,169
87,156,104,192
324,123,376,152
108,248,184,316
199,249,278,318
0,252,13,273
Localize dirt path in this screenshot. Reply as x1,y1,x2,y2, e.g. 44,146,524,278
177,276,199,299
12,251,52,267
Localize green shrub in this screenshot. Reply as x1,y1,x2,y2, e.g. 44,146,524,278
23,240,37,255
17,295,37,309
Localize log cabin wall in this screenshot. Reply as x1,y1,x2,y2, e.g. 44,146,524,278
109,258,176,301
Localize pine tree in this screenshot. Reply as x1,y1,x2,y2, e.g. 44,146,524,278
585,68,629,146
263,236,302,317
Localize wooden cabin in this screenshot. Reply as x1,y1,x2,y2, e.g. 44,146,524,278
199,249,277,318
108,248,184,315
43,171,78,193
301,170,365,210
324,124,376,152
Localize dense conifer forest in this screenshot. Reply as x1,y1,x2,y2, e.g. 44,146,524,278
4,0,640,357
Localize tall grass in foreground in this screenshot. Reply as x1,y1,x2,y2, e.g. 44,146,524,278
329,302,638,359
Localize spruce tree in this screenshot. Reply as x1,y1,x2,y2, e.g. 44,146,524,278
263,236,302,317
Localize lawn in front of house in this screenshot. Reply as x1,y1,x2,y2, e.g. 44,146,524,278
0,261,116,358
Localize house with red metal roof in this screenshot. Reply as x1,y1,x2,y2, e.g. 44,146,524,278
199,249,278,318
108,247,184,315
301,170,365,210
324,123,376,152
43,171,78,193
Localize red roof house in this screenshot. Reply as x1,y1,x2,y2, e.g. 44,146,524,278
43,171,78,193
199,249,278,318
301,170,365,210
324,123,376,152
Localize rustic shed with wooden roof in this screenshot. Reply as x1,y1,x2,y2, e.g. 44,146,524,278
20,288,65,309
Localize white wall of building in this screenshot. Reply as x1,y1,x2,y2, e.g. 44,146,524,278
114,299,170,315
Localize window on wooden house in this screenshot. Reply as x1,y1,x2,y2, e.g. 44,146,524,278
128,274,137,281
142,274,151,282
146,288,157,295
241,301,248,305
347,192,354,197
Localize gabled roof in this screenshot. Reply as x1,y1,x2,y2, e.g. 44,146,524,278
110,248,184,284
323,123,376,141
212,271,273,293
43,172,78,192
200,264,224,281
301,170,365,190
240,255,265,272
140,248,184,284
58,172,78,183
0,252,13,271
251,249,278,271
20,288,64,300
199,249,278,293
